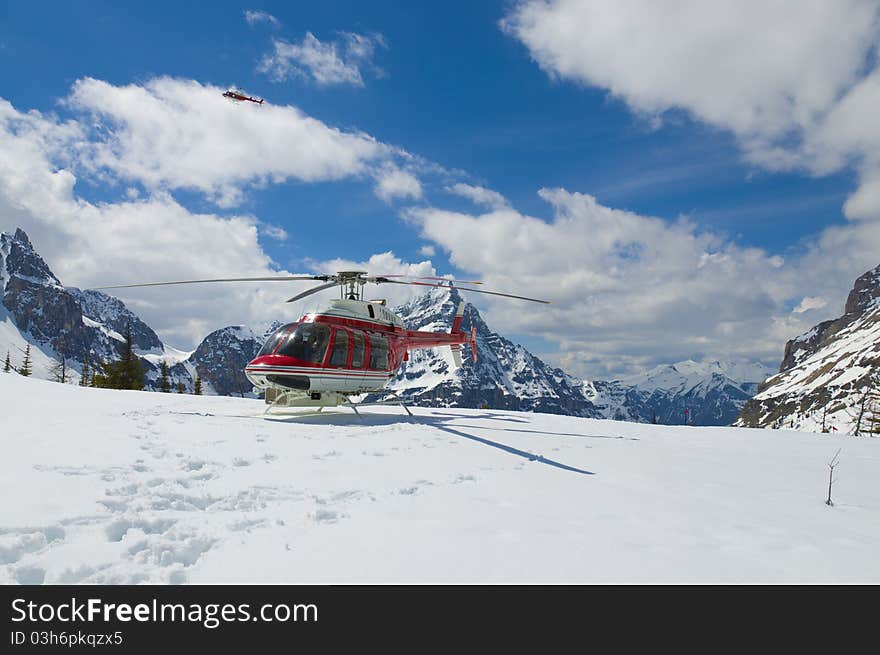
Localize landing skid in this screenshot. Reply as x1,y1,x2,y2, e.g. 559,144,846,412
263,390,414,418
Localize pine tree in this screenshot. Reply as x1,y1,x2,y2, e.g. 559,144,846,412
176,381,185,394
99,325,144,390
194,375,203,396
49,356,67,383
18,345,32,377
119,324,144,391
80,356,90,386
3,351,11,373
159,361,171,393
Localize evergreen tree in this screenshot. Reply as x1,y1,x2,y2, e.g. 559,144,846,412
80,356,90,386
3,351,10,373
159,361,171,393
194,375,203,396
18,345,32,377
49,356,67,383
98,325,144,390
90,360,103,387
176,381,185,394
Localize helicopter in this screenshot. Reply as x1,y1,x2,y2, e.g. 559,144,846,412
222,89,264,105
95,272,548,414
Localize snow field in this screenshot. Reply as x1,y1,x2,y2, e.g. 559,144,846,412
1,373,878,584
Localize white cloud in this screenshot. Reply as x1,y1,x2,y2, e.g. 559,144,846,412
408,187,880,377
793,296,828,314
418,244,436,257
244,10,280,28
374,166,423,202
258,31,387,87
0,91,400,348
259,223,288,241
306,252,439,308
502,0,880,221
446,183,509,209
65,76,402,207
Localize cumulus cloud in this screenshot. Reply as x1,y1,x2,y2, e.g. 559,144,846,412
0,85,428,347
64,77,403,207
258,31,387,87
244,10,280,28
793,296,828,314
407,187,880,377
305,252,440,308
502,0,880,221
446,183,509,209
374,166,423,202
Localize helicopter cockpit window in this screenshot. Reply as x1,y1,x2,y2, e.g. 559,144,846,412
258,323,295,356
351,331,365,368
368,334,389,370
278,323,331,364
329,328,349,367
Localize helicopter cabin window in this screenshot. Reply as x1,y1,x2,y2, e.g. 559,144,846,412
258,323,295,356
277,323,331,364
329,328,350,367
368,334,389,370
351,331,365,368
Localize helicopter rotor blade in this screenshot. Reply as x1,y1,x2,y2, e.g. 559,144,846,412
374,274,483,285
91,276,329,291
376,278,550,304
285,281,340,303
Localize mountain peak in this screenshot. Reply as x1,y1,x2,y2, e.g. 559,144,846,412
845,263,880,316
1,227,61,287
13,228,31,246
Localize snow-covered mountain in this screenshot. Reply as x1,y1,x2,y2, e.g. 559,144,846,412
0,227,268,395
1,228,163,381
607,359,774,426
370,287,605,416
736,264,880,434
370,287,771,425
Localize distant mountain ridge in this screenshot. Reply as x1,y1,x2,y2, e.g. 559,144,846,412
368,287,772,425
1,228,770,424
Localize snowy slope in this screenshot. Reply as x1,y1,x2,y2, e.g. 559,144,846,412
2,372,878,584
737,264,880,433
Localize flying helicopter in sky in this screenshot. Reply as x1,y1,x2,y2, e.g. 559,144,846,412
222,88,264,105
95,272,549,414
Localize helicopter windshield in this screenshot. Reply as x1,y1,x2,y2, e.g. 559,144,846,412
258,323,295,356
277,323,331,364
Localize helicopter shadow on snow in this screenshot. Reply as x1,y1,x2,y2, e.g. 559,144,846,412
262,410,597,476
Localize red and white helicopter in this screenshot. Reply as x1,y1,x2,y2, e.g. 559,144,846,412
222,88,264,105
96,272,548,414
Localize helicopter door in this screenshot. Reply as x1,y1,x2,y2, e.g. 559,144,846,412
348,330,368,392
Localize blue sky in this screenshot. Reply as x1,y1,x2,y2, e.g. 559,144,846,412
1,1,879,378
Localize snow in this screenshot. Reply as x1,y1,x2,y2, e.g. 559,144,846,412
82,315,124,343
0,311,79,382
141,344,194,367
1,372,878,584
